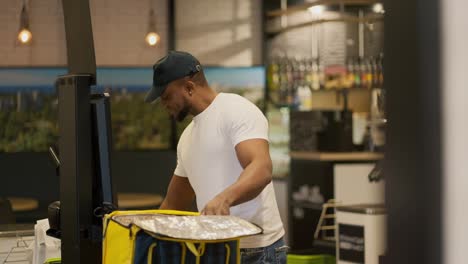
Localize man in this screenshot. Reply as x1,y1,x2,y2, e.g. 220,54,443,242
145,51,287,263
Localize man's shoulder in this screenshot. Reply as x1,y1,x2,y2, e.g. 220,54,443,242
177,121,194,147
218,93,260,114
181,121,194,135
220,93,252,104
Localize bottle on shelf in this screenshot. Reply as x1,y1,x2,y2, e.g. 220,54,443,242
267,54,385,107
298,58,307,87
278,57,289,105
345,58,355,89
371,57,379,89
378,53,384,88
311,58,320,91
366,58,373,89
267,58,280,97
353,57,362,89
296,81,313,111
286,58,295,105
292,57,301,90
359,57,368,89
305,57,313,91
318,58,325,90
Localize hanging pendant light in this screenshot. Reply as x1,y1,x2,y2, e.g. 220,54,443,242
18,1,32,45
145,8,160,46
372,3,385,14
308,5,325,15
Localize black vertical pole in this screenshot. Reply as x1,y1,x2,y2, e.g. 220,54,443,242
167,0,175,51
261,0,268,114
61,0,96,84
59,0,99,263
58,75,98,264
168,0,178,150
383,0,442,263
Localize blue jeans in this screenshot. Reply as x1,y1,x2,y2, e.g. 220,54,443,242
240,238,288,264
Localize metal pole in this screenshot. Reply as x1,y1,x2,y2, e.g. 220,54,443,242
384,0,442,263
59,0,99,262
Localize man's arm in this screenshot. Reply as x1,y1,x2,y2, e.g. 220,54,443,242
201,138,272,215
159,175,196,211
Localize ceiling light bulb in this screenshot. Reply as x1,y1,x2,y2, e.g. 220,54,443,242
145,32,160,46
372,3,385,14
18,28,32,44
308,5,325,15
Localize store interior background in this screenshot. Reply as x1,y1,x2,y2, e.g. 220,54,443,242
5,0,468,263
0,0,264,216
0,0,388,252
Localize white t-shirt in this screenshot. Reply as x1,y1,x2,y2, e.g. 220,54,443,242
174,93,285,248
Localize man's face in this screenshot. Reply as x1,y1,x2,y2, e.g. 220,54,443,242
159,80,191,122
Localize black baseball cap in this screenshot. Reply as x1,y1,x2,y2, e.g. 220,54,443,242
144,51,201,103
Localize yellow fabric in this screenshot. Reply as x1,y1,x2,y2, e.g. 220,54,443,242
180,242,187,264
102,219,137,264
146,242,157,264
102,209,243,264
185,242,206,264
224,243,231,264
185,242,202,257
235,242,241,264
44,258,61,264
102,209,199,264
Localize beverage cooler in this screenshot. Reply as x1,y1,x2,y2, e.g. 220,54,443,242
336,204,387,264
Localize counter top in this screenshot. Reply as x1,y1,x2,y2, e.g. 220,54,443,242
0,224,34,238
290,151,384,161
336,204,387,214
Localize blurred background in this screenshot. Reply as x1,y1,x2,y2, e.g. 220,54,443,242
1,0,467,264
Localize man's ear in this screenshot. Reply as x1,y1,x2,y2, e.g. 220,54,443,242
185,81,195,95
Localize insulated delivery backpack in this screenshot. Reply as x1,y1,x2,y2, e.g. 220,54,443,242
102,209,262,264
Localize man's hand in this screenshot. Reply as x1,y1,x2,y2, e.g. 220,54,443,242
201,194,231,215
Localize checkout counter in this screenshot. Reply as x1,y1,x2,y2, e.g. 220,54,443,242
0,193,163,264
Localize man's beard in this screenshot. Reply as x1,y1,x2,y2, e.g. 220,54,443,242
175,105,190,122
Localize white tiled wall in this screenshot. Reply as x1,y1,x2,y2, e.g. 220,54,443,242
266,9,384,65
175,0,262,66
0,0,262,67
267,11,347,65
0,0,169,66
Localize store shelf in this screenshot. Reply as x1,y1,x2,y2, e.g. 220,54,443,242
268,87,373,108
290,151,384,161
310,87,375,92
291,201,324,210
266,15,383,35
313,238,336,249
266,0,380,18
0,224,34,238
